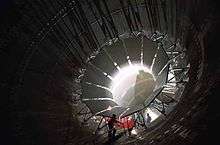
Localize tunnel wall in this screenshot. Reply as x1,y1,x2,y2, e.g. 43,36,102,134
1,0,219,145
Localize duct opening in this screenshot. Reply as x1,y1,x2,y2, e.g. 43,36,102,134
78,30,190,134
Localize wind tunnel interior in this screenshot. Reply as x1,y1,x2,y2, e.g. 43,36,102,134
1,0,219,145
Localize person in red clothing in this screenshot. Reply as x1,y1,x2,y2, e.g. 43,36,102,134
118,116,135,136
127,117,135,136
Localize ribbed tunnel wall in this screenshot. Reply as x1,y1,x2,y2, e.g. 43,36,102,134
1,0,219,145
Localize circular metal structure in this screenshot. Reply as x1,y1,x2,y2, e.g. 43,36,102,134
78,30,190,130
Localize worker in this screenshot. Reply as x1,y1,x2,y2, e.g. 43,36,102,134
146,113,152,125
127,116,135,136
107,114,120,141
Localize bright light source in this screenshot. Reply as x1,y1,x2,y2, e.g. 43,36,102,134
110,63,155,106
138,136,144,140
107,106,112,110
110,64,153,93
131,129,137,135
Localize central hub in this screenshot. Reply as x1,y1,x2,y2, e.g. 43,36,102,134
110,64,156,107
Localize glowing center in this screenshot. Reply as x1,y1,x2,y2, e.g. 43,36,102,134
110,64,156,107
